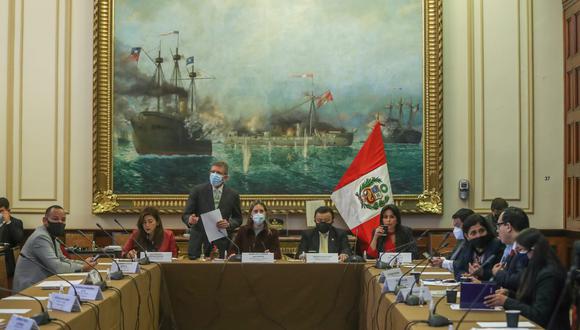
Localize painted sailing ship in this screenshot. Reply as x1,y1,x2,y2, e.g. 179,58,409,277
130,32,212,155
225,81,354,147
380,97,422,144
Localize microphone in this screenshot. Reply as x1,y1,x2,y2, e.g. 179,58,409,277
427,282,461,326
77,230,124,281
376,229,430,269
19,253,81,302
112,219,150,265
223,233,242,262
347,229,364,263
404,241,450,306
455,282,495,329
54,237,107,291
0,286,50,325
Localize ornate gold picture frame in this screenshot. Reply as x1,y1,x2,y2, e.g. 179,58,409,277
92,0,443,214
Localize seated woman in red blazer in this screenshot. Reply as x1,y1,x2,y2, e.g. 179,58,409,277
229,200,282,259
122,206,178,258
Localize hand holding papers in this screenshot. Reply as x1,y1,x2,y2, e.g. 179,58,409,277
200,209,227,243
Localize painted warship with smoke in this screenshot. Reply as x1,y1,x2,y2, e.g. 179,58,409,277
379,97,422,144
225,79,354,147
128,32,212,155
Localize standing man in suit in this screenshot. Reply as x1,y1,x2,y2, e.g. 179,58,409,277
296,206,352,262
182,161,242,259
0,197,24,277
13,205,96,291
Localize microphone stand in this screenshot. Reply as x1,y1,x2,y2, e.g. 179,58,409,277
404,233,452,306
113,219,150,265
223,233,242,262
54,237,107,291
19,253,81,303
77,230,124,281
347,229,364,263
405,241,450,306
0,286,50,325
428,283,461,327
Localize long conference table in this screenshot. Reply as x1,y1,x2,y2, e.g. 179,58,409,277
0,259,539,330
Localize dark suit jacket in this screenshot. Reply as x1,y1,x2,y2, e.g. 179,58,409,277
375,225,419,259
453,237,504,281
447,239,465,260
230,225,282,259
504,265,570,329
494,252,528,291
0,217,24,276
181,183,242,258
296,227,352,257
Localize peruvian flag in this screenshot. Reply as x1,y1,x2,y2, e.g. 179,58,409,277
331,122,394,252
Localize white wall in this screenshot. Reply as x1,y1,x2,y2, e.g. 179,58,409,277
0,0,564,230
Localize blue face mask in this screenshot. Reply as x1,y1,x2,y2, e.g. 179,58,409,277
252,213,266,225
453,226,464,240
209,172,223,187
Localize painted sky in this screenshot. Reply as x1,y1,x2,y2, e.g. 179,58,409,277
114,0,423,131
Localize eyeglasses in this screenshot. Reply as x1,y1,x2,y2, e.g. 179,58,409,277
497,221,506,226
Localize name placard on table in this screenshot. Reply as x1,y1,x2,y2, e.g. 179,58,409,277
383,275,415,293
305,253,339,263
140,252,172,263
111,261,140,274
47,293,80,313
6,315,38,330
241,253,275,263
379,252,412,265
68,284,103,301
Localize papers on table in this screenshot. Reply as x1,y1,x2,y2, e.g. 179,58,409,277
477,321,535,328
59,271,107,276
421,279,461,287
201,209,227,243
2,296,48,301
0,309,30,314
419,271,450,275
35,280,83,289
449,303,502,312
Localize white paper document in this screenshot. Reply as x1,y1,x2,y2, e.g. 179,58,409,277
201,209,227,243
449,304,502,311
35,280,83,289
0,310,30,314
2,296,48,301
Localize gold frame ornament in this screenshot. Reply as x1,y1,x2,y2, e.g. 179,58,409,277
92,0,443,214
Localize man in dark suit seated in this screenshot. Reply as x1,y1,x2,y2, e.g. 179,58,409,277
491,206,530,291
296,206,352,262
0,197,24,277
181,161,242,259
453,214,504,281
431,208,474,272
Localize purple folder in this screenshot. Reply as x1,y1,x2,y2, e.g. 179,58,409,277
459,282,497,309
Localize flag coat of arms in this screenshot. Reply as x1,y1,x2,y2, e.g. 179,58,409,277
331,122,394,251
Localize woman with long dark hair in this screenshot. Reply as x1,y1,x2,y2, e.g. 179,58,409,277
365,204,418,259
229,200,281,259
484,228,570,329
122,206,178,258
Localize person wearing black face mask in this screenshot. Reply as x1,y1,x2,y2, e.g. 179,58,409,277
452,214,504,282
13,205,97,292
296,206,352,262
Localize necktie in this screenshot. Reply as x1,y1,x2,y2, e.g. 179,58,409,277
213,189,221,209
319,234,328,253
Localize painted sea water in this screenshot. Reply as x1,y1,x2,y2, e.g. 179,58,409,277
113,141,422,195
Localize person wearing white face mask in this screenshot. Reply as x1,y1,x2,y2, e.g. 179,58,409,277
431,208,474,272
229,200,282,259
182,161,243,259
